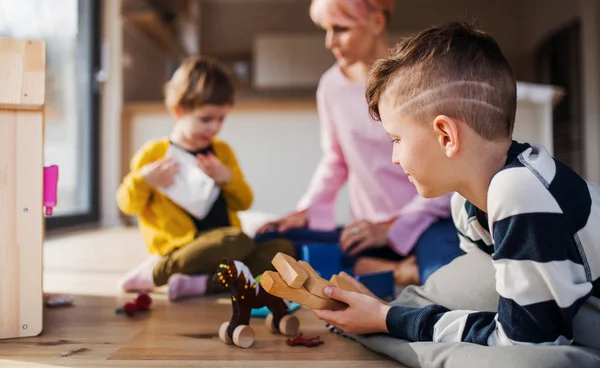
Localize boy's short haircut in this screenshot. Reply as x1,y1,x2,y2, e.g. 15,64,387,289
366,21,517,140
164,56,235,114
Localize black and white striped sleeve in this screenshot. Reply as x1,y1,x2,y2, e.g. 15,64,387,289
386,163,595,346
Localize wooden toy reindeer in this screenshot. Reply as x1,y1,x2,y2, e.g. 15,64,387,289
212,258,300,348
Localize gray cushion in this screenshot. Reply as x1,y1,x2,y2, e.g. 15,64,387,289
336,250,600,368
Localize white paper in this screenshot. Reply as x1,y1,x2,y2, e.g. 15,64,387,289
155,144,221,220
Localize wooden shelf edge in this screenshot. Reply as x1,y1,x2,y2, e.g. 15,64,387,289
122,99,317,115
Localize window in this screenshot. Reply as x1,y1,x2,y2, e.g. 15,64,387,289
0,0,101,228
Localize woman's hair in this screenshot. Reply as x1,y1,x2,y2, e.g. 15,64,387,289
309,0,395,28
164,56,235,114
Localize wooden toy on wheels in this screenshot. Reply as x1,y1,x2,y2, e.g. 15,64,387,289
213,258,300,348
259,252,372,311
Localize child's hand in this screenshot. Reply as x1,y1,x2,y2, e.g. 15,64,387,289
197,152,232,185
311,286,391,335
141,157,178,188
336,271,384,303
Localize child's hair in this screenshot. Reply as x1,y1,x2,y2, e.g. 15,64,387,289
309,0,395,28
366,21,517,140
164,56,235,114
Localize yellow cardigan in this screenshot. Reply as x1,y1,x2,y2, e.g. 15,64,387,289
116,137,253,255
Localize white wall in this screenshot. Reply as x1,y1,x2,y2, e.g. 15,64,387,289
127,106,352,223
253,34,335,89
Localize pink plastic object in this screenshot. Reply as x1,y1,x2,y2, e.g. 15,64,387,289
43,165,59,216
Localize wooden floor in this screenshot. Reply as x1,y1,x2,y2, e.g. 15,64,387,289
0,227,400,367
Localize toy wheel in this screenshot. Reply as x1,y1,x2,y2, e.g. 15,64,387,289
279,314,300,336
232,325,255,348
265,313,278,333
219,322,233,345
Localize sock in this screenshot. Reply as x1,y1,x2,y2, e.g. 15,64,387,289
118,255,161,292
167,274,209,301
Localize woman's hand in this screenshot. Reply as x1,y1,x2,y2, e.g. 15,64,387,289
312,286,390,335
340,220,393,256
256,210,308,234
197,152,232,185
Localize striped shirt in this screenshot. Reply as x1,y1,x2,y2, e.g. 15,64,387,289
386,141,600,346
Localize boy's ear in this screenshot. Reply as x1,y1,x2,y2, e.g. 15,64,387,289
433,115,460,158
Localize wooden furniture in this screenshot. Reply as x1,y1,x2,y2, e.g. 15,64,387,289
0,37,46,340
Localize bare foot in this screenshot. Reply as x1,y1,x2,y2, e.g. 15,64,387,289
394,255,420,286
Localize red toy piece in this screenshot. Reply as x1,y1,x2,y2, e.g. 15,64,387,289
116,293,152,316
286,333,324,347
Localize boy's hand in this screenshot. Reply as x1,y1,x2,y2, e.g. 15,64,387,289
256,210,308,234
336,271,384,303
197,152,232,185
141,157,178,188
340,220,392,256
311,286,390,335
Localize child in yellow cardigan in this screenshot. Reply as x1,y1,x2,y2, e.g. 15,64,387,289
116,56,295,301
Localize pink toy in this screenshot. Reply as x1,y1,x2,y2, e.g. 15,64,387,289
43,165,58,216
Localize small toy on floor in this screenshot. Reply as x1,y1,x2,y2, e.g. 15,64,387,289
61,347,89,357
44,294,73,308
115,293,152,317
286,333,324,347
259,253,368,310
213,258,300,349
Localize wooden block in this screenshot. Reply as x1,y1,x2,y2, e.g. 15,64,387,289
259,271,346,310
0,37,45,340
0,37,46,109
271,252,308,289
330,274,364,294
297,260,335,299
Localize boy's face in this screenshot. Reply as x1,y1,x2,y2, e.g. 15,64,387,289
175,105,230,150
378,90,453,198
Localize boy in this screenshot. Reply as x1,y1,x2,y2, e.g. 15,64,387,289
116,56,294,301
312,21,600,347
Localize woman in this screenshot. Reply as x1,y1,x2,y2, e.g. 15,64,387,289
257,0,462,285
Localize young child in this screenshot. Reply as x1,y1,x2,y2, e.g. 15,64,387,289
116,56,295,301
312,21,600,347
